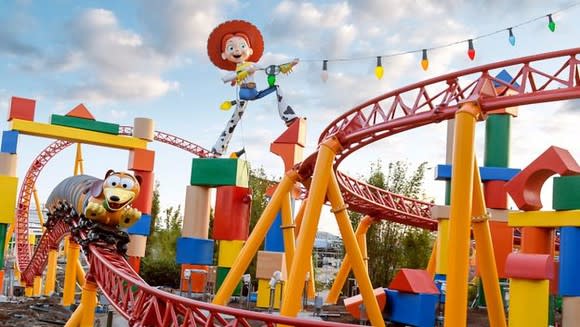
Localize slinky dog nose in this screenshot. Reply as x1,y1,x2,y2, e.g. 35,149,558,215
109,195,120,202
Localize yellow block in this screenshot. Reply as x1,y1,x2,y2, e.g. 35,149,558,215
10,119,147,150
217,240,244,268
0,176,18,224
256,278,283,309
436,218,450,274
509,210,580,227
508,279,549,327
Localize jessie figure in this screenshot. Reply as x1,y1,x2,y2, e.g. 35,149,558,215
207,20,299,156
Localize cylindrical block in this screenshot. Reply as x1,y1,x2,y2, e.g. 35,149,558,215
0,153,17,177
213,186,251,240
521,227,553,255
560,227,580,296
562,297,580,326
182,186,211,239
132,118,155,141
508,279,549,327
484,114,510,167
436,218,450,274
132,171,154,213
483,180,508,209
126,234,147,257
175,237,214,265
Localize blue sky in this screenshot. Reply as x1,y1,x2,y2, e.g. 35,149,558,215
2,1,580,234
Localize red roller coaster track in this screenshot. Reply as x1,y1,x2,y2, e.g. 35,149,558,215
15,47,580,325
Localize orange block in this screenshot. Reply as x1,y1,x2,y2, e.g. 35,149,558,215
66,104,95,120
521,227,554,254
484,180,508,209
8,96,36,121
388,269,439,294
180,264,208,292
505,253,553,280
128,149,155,172
476,221,513,278
270,143,304,172
505,146,580,211
272,117,306,146
132,171,154,213
343,288,386,320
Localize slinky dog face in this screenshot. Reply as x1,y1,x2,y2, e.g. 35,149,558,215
102,172,140,211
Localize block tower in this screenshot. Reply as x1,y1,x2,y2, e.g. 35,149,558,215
178,156,249,296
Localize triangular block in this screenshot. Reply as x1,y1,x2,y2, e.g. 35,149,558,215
389,268,440,294
272,118,306,146
66,104,95,120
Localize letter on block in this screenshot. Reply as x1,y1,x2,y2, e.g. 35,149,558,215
176,237,214,265
128,149,155,172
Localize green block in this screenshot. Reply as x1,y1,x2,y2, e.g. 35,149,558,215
553,175,580,210
190,158,249,187
484,114,511,167
0,224,6,269
50,114,119,135
216,266,241,296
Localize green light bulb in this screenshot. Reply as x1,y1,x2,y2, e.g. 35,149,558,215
548,14,556,32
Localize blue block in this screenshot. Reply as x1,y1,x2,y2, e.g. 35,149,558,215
435,164,520,181
127,214,151,236
176,237,214,265
1,130,19,154
386,289,438,327
264,211,284,252
434,274,446,303
559,227,580,296
493,69,520,88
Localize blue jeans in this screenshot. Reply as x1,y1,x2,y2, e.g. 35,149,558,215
239,86,276,100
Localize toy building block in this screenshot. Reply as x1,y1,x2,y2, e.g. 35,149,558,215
509,210,580,227
385,289,438,327
131,171,154,213
256,251,286,280
213,186,251,240
264,212,284,252
175,237,214,265
562,297,580,327
488,208,509,222
8,97,36,122
0,176,18,224
435,164,520,181
505,253,553,280
508,279,549,327
272,117,307,146
180,264,208,293
128,149,155,172
484,180,508,209
10,119,146,150
133,118,155,141
65,104,95,120
551,260,559,295
126,234,147,257
1,131,19,154
256,278,282,308
217,240,244,268
216,266,241,296
505,146,580,211
190,158,249,187
559,227,580,296
182,185,211,239
126,214,151,236
0,153,17,176
436,219,450,275
51,114,119,135
430,205,450,219
270,143,304,172
388,269,440,294
484,114,511,167
553,175,580,210
476,221,513,277
344,288,386,320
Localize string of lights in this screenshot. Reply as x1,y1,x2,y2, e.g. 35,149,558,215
298,2,580,81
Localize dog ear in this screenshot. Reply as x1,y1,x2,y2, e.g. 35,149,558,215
134,174,142,186
90,180,104,198
105,169,115,179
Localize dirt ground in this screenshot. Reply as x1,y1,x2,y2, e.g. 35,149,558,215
0,295,71,326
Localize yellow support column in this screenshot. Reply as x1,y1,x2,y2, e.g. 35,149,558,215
44,249,58,296
280,192,296,277
4,223,14,251
63,242,80,306
33,276,42,297
280,138,338,318
327,170,384,327
64,304,84,327
426,241,437,276
79,279,98,327
76,259,86,286
471,159,507,327
74,143,84,175
436,218,450,274
327,215,374,304
213,171,298,305
444,102,479,327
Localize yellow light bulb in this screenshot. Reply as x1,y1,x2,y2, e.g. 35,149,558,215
375,65,384,79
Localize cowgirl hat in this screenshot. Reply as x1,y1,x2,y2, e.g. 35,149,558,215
207,20,264,71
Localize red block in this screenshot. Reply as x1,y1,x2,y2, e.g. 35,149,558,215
505,253,554,280
343,287,386,320
132,171,154,213
389,269,439,294
551,260,559,295
272,117,306,146
66,104,95,120
213,186,251,240
8,96,36,121
484,180,508,209
128,149,155,172
505,146,580,211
